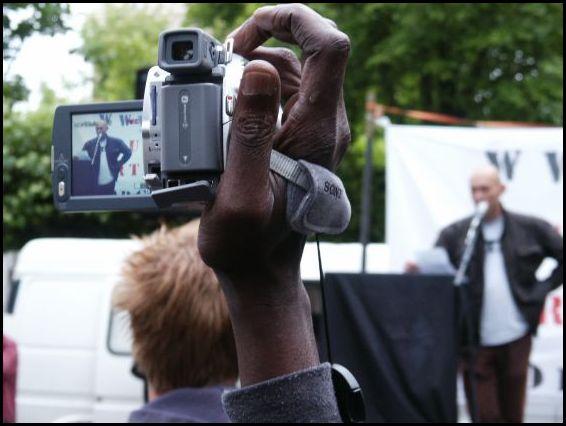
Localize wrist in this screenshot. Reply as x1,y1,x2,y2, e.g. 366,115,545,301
217,273,320,386
224,274,310,320
214,261,303,308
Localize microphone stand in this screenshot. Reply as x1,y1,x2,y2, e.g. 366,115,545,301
91,133,102,166
453,204,487,423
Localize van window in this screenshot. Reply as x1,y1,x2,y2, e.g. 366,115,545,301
3,251,19,313
108,309,133,355
6,280,20,314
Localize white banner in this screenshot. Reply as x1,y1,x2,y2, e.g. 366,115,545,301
385,124,563,411
385,125,563,271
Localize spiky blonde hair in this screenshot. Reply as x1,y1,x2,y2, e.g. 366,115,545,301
113,219,237,393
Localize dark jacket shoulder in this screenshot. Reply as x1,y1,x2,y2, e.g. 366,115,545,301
107,135,126,145
439,216,473,237
504,210,556,235
129,386,232,423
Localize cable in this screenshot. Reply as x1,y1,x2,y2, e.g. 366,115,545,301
315,234,333,364
316,234,366,423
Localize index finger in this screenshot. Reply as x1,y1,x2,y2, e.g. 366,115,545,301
232,4,342,54
231,4,350,104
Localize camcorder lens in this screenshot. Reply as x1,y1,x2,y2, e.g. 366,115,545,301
172,41,194,61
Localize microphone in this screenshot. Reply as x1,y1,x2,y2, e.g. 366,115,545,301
91,133,103,166
467,201,489,234
454,200,489,286
476,200,489,219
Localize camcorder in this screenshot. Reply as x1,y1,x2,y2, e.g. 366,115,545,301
51,27,352,238
52,29,249,212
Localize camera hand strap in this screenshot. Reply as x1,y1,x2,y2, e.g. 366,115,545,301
269,150,351,236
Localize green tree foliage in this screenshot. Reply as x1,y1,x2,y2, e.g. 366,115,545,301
78,4,170,101
3,4,69,250
3,3,70,108
3,3,69,60
315,3,563,129
3,74,29,110
186,3,259,40
4,87,64,249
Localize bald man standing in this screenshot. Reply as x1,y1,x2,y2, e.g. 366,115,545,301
434,166,563,422
80,120,132,195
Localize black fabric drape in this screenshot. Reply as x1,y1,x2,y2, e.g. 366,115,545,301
322,273,457,423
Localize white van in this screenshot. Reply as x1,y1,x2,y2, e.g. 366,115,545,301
3,238,144,423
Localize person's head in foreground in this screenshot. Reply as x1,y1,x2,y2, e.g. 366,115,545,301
113,219,238,423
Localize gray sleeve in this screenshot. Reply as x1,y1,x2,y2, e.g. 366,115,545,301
222,363,342,423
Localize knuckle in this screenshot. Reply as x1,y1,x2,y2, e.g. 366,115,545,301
341,126,352,147
253,4,275,18
339,110,352,145
287,3,309,14
277,47,299,65
280,3,313,23
323,31,351,58
325,18,338,29
234,114,275,145
333,122,352,167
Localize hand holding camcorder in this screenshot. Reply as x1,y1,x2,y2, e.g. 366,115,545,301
196,2,351,384
198,4,352,273
52,3,356,420
52,18,350,235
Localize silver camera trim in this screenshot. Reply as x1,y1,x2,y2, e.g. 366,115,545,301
141,37,281,191
142,38,242,188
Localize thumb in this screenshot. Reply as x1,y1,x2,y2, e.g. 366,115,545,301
219,60,281,208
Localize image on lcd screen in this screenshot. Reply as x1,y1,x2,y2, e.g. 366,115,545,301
71,111,150,196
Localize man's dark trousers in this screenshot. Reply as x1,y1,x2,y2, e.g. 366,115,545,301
461,333,532,422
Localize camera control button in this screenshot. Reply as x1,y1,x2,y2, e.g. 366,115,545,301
57,166,66,180
151,85,157,126
223,38,234,64
58,181,66,197
226,95,235,116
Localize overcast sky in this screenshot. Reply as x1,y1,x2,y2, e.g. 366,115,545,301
5,3,185,113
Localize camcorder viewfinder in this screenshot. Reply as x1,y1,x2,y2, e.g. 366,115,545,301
52,28,245,212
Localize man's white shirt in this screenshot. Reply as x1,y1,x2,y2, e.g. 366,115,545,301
97,138,115,186
480,215,529,346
